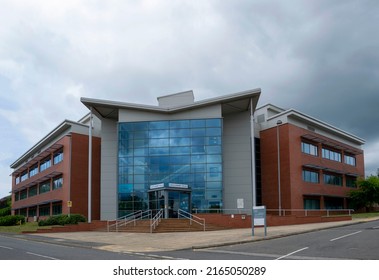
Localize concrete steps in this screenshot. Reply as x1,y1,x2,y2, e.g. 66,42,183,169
109,218,229,233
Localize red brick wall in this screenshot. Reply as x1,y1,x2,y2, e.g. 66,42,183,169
260,123,364,211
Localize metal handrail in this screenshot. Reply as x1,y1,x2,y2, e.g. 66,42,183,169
192,208,355,217
178,209,205,231
107,210,152,232
266,208,355,217
150,209,164,233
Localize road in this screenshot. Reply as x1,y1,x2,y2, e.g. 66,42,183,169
0,233,149,260
1,220,378,260
152,219,379,260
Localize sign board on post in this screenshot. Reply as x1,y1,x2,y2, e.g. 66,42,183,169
252,205,267,237
67,201,72,208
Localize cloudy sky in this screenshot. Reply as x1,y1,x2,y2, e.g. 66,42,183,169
1,0,378,198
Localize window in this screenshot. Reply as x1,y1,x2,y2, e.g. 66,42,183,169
346,176,357,188
304,198,320,210
39,181,51,194
20,171,28,182
40,157,51,172
344,154,356,166
53,177,63,190
29,164,38,177
324,173,343,186
322,147,341,162
39,204,50,216
301,142,318,156
29,185,38,197
302,170,319,183
52,203,62,215
20,189,27,200
53,150,63,165
15,176,20,185
28,207,37,217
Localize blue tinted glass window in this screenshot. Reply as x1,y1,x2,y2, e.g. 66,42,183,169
149,138,169,147
170,129,190,138
170,120,190,129
149,130,169,138
207,155,222,163
149,121,169,130
192,155,206,164
206,145,222,154
192,146,205,154
190,119,206,128
170,146,190,155
134,148,148,156
149,147,169,155
206,127,222,137
207,136,221,145
170,138,190,146
133,122,149,131
191,128,206,137
118,118,222,216
206,119,221,127
191,137,205,146
133,130,147,139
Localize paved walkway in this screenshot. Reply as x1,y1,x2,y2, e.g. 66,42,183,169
22,217,378,253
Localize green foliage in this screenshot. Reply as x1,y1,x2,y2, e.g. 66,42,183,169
349,176,379,210
0,215,25,226
38,214,86,226
0,207,11,217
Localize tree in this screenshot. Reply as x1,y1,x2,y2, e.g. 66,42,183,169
349,176,379,211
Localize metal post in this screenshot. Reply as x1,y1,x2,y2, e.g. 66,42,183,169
88,107,93,223
276,120,282,216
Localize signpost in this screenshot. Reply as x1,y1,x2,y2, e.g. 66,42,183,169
252,205,267,237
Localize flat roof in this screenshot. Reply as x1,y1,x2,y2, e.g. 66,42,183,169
81,88,261,119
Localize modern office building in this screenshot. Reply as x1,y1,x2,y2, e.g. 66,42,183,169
10,116,101,221
81,89,261,220
255,104,365,212
10,88,366,224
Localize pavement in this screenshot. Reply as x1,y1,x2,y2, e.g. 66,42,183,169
12,217,378,254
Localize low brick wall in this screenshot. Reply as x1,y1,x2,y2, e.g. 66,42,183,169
23,220,108,234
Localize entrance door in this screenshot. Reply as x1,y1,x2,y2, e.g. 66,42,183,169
167,191,190,218
148,187,191,219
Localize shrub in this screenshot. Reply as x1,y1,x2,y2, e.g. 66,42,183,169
0,215,25,226
0,207,11,217
38,214,86,226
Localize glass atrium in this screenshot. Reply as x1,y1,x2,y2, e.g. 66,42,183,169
118,118,223,217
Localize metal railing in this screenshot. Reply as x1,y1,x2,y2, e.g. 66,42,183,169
266,208,355,217
192,208,355,217
107,210,152,232
150,209,164,233
192,208,251,215
178,209,206,231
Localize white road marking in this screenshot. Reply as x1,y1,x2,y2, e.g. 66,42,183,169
330,231,362,242
276,247,309,260
373,226,379,229
0,245,13,250
26,252,59,260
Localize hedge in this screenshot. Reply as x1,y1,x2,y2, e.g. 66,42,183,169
0,207,11,217
38,214,86,226
0,215,25,226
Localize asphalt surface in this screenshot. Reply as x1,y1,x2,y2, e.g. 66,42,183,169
4,217,378,254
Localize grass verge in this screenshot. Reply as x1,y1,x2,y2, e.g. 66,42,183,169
0,222,51,234
352,212,379,219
